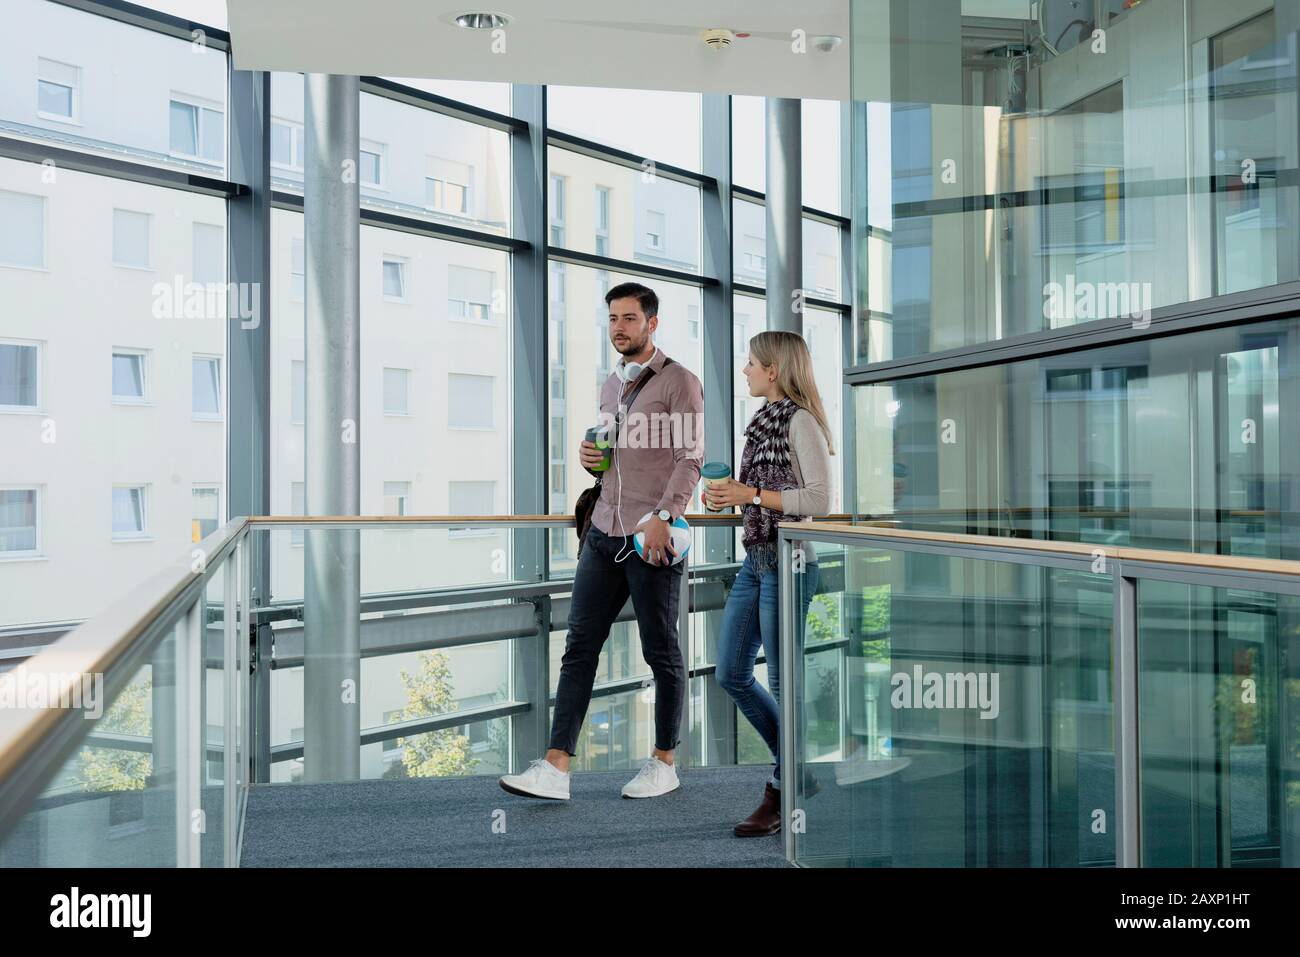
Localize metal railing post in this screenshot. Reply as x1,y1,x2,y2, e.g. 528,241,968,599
176,599,203,868
677,548,691,770
779,533,797,864
512,596,552,771
253,620,273,783
223,545,239,867
1112,561,1141,867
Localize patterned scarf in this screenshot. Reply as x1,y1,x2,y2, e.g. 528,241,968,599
737,396,804,576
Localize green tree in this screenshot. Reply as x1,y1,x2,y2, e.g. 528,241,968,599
76,676,152,792
386,650,478,779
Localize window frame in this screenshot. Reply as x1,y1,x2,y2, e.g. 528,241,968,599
0,337,43,413
168,92,225,164
0,485,42,560
0,189,48,271
191,484,221,543
111,484,150,541
382,366,411,416
192,353,223,420
111,347,150,405
447,372,496,430
360,139,386,189
36,57,80,124
381,255,408,302
270,117,305,172
111,208,153,270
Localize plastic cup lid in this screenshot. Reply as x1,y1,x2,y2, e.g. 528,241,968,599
701,462,731,479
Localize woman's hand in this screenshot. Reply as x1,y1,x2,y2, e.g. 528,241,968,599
704,478,757,510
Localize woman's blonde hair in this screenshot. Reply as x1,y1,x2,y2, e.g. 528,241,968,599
749,330,835,455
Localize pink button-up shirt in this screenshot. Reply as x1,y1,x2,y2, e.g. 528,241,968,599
589,348,705,537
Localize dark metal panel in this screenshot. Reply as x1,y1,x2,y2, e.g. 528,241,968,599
0,136,243,196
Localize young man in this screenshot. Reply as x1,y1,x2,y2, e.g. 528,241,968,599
500,281,704,800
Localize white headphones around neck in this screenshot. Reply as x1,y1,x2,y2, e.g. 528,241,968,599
615,345,658,383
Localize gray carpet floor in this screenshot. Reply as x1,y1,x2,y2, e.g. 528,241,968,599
239,765,790,867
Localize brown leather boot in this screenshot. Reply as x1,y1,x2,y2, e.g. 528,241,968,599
734,782,782,837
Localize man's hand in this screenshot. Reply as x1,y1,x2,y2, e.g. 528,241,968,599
579,438,606,472
634,516,676,566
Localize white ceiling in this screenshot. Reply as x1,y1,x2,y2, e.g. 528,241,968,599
227,0,851,100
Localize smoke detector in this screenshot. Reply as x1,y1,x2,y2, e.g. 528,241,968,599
701,28,734,50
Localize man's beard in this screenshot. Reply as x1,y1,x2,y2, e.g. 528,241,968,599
614,333,650,356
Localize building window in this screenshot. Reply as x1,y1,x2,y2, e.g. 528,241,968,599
111,350,148,403
0,340,40,410
290,236,305,301
360,141,384,187
0,488,39,556
448,373,494,429
112,486,148,539
596,268,612,375
271,119,304,170
290,482,305,546
646,210,665,250
734,319,748,356
382,257,407,300
192,486,219,542
192,222,223,284
550,415,566,508
426,157,471,214
0,191,44,269
448,480,495,537
595,185,610,256
169,96,224,163
290,359,305,424
743,235,765,272
448,265,494,322
193,356,221,418
37,58,79,122
549,174,566,246
383,481,410,516
383,367,409,415
112,209,151,269
382,710,404,760
687,304,700,341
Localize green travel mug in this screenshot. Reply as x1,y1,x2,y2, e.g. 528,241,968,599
701,461,732,511
586,425,611,472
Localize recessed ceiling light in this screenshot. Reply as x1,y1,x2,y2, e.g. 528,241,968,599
454,12,510,29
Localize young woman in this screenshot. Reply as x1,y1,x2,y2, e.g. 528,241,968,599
704,330,834,837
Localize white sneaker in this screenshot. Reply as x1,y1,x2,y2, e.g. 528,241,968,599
500,758,571,800
621,756,680,798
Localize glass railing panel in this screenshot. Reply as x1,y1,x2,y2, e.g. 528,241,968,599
0,626,180,867
788,539,1114,867
1137,579,1299,867
257,522,552,783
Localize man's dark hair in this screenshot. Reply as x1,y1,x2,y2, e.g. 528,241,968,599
604,282,658,319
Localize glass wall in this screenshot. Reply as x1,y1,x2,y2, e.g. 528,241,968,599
851,0,1300,365
853,315,1300,556
790,539,1114,867
0,0,228,631
1,1,856,788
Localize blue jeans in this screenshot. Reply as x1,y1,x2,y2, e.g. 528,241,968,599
715,553,819,787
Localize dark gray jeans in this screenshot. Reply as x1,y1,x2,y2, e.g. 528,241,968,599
549,524,686,755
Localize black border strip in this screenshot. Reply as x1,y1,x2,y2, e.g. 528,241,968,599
48,0,231,51
0,135,244,196
271,190,527,252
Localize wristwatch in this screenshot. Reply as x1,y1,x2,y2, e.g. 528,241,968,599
656,508,672,522
751,487,763,506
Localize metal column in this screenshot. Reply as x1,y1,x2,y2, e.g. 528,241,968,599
303,74,362,782
766,98,803,334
